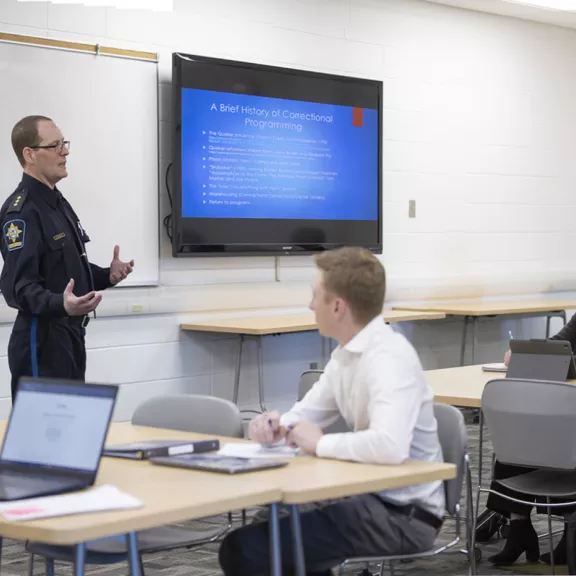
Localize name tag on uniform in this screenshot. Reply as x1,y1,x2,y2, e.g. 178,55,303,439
53,233,66,241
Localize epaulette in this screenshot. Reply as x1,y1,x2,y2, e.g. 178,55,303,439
6,188,28,213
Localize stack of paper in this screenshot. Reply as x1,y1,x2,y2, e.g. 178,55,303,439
218,442,298,459
481,363,508,373
0,485,142,522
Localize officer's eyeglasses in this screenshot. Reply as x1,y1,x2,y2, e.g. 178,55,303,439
31,141,71,154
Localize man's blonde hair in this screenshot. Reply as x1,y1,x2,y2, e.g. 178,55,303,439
314,247,385,325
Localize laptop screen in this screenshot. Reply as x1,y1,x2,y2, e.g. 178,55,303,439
0,380,117,473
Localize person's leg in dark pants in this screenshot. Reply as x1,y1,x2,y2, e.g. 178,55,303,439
487,461,537,517
8,319,86,402
487,461,539,564
219,494,437,576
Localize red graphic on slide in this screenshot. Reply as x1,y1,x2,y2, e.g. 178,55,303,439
352,107,363,128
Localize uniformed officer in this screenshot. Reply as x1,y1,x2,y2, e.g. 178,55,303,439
0,115,135,400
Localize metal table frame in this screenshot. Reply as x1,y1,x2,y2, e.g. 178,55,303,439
459,310,567,365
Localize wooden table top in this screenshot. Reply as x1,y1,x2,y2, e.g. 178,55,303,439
0,424,281,545
0,423,455,544
394,300,576,317
427,365,506,408
427,364,576,408
181,310,445,335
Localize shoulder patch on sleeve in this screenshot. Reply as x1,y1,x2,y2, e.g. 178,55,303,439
6,189,28,214
3,219,26,252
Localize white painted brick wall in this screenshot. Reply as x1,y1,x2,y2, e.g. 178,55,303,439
0,0,575,418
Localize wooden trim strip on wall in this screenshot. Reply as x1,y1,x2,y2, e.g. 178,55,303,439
0,32,158,62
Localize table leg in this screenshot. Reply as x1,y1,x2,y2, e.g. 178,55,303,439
321,336,326,367
232,335,245,405
546,315,551,338
471,317,479,365
126,531,141,576
562,310,567,326
74,542,86,576
257,335,267,413
460,316,469,366
269,503,282,576
290,504,306,576
478,410,484,494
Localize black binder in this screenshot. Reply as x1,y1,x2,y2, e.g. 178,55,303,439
103,439,220,460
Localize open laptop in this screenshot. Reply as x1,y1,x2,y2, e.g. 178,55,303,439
507,339,576,382
0,378,118,501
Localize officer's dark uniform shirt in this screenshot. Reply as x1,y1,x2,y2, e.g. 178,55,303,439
0,173,112,323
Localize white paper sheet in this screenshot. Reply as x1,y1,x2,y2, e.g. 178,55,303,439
218,442,298,459
0,484,142,522
481,363,508,372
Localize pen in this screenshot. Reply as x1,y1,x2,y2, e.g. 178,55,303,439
508,330,514,341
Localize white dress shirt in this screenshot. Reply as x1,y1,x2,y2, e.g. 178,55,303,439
280,315,446,519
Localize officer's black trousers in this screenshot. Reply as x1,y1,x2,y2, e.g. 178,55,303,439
8,316,86,401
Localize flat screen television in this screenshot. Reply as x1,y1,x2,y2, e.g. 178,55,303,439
172,53,382,256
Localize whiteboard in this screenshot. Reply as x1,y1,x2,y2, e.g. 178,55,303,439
0,41,159,286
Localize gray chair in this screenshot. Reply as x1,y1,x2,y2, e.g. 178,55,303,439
298,370,350,434
470,378,576,575
26,394,244,575
337,403,474,576
132,393,244,438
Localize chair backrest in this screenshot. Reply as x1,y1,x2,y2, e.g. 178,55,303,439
131,394,244,438
298,370,324,401
297,370,350,434
433,403,467,515
482,378,576,470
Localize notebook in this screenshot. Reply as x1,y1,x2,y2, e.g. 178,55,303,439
103,439,219,460
149,453,289,475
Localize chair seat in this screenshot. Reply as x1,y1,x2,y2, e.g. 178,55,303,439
26,524,226,563
496,469,576,499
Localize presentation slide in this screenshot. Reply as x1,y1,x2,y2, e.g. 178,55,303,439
181,89,378,221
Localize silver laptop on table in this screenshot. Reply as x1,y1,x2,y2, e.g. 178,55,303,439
0,378,118,501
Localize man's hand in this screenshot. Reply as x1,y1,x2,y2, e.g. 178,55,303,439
63,279,102,316
286,420,324,455
110,245,134,285
248,411,287,445
504,349,511,367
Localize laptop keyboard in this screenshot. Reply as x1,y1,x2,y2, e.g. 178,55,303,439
0,471,74,487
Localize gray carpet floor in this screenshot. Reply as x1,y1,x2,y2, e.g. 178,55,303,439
0,412,565,576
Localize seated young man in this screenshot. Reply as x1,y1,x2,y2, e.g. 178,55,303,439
218,247,446,576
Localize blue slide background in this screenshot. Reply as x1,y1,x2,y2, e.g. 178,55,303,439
181,88,378,221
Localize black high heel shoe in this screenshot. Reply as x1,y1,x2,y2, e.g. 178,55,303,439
488,518,540,564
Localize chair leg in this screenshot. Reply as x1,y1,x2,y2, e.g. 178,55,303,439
547,500,555,575
27,553,34,576
45,558,55,576
388,563,395,576
139,553,146,576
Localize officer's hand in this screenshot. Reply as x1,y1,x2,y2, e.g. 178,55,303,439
110,245,134,285
63,279,102,316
